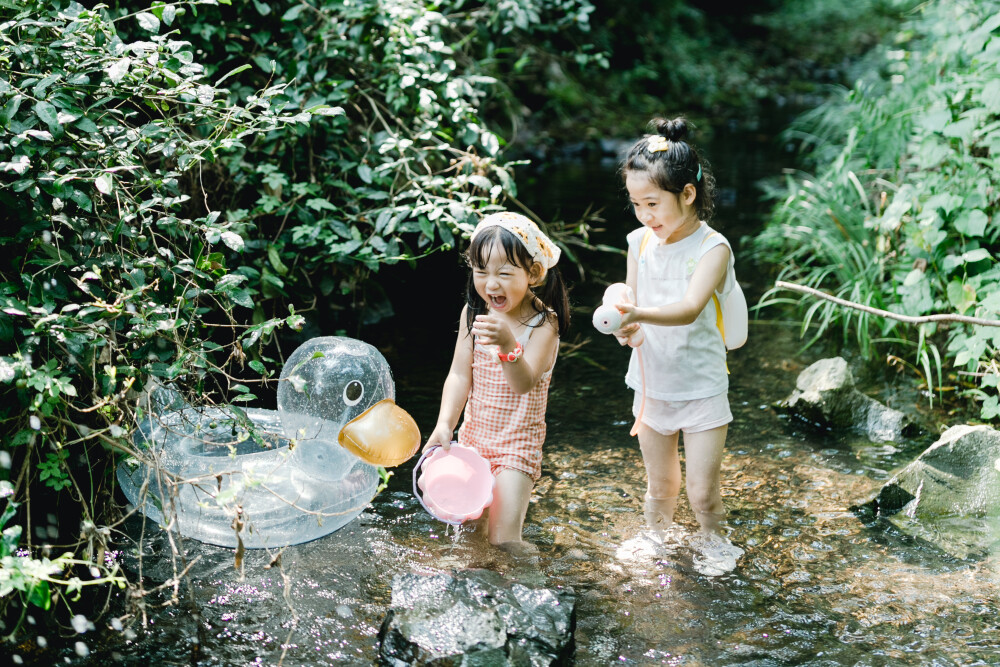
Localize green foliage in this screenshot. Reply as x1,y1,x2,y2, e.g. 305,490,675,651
0,0,600,637
0,0,321,628
0,499,125,624
502,0,918,141
107,0,599,323
753,0,1000,421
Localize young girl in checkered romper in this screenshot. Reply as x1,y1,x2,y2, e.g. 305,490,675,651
612,117,744,572
425,212,569,554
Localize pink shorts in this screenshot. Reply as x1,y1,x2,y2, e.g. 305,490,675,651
632,392,732,436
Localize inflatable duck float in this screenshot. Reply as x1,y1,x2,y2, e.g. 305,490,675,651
117,337,421,548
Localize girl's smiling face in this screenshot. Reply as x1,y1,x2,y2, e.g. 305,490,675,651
471,240,537,315
626,171,700,243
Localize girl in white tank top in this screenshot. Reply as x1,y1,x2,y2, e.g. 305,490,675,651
610,117,745,574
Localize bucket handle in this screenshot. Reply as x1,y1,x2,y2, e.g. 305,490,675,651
412,444,465,526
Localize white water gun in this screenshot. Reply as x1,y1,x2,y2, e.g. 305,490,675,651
593,283,647,436
592,283,644,347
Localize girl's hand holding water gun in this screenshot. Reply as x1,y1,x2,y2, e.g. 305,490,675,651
614,303,645,347
593,283,645,348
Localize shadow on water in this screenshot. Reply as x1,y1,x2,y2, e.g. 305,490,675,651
38,120,1000,666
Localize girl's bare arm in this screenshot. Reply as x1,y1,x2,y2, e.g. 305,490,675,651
619,245,730,327
425,306,474,450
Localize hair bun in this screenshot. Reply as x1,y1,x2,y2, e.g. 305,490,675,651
652,117,689,142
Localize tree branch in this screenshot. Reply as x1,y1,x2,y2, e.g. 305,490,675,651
774,280,1000,328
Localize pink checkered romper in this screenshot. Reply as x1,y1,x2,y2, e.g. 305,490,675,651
457,312,554,481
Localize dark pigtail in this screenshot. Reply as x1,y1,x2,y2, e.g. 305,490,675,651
464,226,570,338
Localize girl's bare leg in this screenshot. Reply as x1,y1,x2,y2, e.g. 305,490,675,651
488,468,534,549
637,424,682,528
682,425,728,534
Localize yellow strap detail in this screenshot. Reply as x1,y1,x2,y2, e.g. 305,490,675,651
638,229,654,258
712,293,730,373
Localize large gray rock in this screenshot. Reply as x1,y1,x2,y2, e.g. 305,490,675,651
853,424,1000,559
779,357,912,442
378,569,576,666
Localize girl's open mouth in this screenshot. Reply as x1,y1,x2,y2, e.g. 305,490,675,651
489,295,507,309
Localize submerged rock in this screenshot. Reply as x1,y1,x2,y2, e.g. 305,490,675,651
778,357,913,442
378,569,576,666
852,424,1000,559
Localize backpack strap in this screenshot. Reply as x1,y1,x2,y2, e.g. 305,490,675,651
638,228,654,258
711,292,729,373
702,231,730,371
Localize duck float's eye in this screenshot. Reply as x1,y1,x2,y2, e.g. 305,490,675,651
343,380,364,406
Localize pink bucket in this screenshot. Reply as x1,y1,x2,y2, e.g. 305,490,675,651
413,444,494,525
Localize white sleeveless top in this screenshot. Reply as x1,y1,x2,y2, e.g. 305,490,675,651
624,222,734,401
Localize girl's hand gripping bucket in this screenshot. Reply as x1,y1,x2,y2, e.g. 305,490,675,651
413,444,494,525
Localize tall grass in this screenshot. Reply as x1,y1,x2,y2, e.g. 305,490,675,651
754,0,1000,419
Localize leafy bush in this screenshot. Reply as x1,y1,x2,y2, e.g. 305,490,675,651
0,0,345,630
753,0,1000,420
495,0,919,142
104,0,600,325
0,0,600,637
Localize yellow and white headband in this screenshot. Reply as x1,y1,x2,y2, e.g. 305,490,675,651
471,212,561,270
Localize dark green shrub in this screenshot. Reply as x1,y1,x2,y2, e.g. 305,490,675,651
753,0,1000,421
0,0,329,629
0,0,600,636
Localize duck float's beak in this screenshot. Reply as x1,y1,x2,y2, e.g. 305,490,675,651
338,399,421,467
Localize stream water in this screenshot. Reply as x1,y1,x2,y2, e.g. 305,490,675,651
15,121,1000,666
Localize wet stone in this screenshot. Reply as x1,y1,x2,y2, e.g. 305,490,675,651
777,357,915,443
853,424,1000,559
377,569,576,666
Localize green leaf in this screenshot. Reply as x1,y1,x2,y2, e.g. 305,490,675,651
27,579,51,610
0,503,16,530
230,289,254,308
282,5,306,21
962,248,991,264
947,280,976,315
105,58,131,84
32,74,60,97
215,64,251,87
955,209,988,237
0,94,22,127
979,79,1000,113
309,105,345,117
305,198,337,212
68,189,92,212
136,12,160,32
0,524,20,558
1,154,30,175
357,163,373,184
267,245,289,276
75,117,99,133
33,100,59,129
919,108,951,133
95,174,112,195
221,231,244,252
981,396,1000,420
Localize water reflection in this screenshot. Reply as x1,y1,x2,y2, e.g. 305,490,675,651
63,314,1000,667
42,138,1000,665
